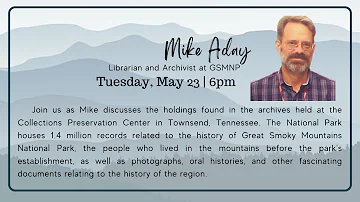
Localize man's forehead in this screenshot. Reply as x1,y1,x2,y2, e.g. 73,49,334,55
283,22,313,40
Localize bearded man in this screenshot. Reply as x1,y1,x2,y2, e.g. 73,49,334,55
250,16,335,101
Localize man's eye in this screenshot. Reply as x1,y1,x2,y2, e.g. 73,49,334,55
303,43,311,48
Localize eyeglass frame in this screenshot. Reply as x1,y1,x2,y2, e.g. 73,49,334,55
280,40,315,51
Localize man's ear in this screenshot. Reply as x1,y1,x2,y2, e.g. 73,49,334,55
275,40,281,54
312,43,316,53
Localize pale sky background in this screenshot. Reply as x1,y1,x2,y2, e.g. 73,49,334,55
5,7,353,35
0,0,358,34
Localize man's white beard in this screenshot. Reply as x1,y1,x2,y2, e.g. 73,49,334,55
281,55,309,73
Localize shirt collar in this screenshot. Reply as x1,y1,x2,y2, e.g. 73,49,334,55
278,67,312,86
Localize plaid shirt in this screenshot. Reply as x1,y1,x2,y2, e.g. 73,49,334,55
250,69,335,101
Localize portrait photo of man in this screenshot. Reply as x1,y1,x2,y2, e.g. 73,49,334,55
250,16,336,101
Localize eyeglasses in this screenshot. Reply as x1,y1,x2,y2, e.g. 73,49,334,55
284,40,314,51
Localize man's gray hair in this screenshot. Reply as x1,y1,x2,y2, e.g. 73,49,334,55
277,16,316,41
